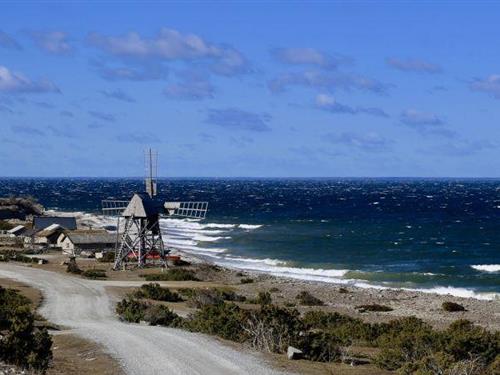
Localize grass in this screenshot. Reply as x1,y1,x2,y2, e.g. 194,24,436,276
82,269,107,279
296,291,324,306
140,268,199,281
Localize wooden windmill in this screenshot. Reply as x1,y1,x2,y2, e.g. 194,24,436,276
102,149,208,270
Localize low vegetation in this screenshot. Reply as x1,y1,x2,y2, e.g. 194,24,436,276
0,286,52,373
356,304,393,312
134,283,183,302
240,277,254,284
0,250,45,264
442,301,466,312
141,268,199,281
0,220,14,230
296,291,324,306
82,269,107,279
117,285,499,374
66,259,83,274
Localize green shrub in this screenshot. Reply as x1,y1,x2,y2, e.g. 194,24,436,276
187,288,224,308
256,291,272,305
82,269,107,279
187,302,248,342
374,317,440,370
134,283,183,302
442,319,499,365
303,310,377,346
215,288,246,302
296,291,324,306
66,260,82,274
299,331,341,362
442,301,466,312
338,287,349,294
240,277,254,284
0,286,52,373
143,304,181,327
116,298,148,323
269,287,280,293
141,269,199,281
244,305,303,353
356,304,393,312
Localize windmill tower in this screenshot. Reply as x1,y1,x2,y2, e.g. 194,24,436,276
102,148,208,270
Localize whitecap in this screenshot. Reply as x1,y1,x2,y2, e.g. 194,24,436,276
471,264,500,273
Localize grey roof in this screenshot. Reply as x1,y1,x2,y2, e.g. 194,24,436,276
66,232,116,245
122,192,160,218
33,216,77,231
8,225,26,235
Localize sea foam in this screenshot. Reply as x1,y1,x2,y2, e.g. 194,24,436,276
471,264,500,273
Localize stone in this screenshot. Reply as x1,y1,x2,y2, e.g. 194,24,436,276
287,346,303,360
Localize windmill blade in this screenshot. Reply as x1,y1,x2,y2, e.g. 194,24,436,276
102,200,129,216
163,201,208,219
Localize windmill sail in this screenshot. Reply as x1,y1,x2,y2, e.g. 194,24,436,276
102,200,129,216
164,201,208,219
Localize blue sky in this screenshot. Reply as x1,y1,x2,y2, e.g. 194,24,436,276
1,1,500,177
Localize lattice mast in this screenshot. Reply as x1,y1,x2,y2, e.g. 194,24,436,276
101,148,208,270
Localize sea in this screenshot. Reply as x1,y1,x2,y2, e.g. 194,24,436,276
1,178,499,300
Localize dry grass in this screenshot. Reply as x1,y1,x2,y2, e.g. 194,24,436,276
48,334,123,375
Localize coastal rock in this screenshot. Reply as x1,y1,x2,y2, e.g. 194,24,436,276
287,346,303,360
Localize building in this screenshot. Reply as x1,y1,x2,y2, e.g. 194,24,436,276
33,216,77,231
7,225,26,237
58,231,116,255
33,224,66,246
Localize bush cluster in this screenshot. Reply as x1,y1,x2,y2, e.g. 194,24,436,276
442,301,466,312
116,293,500,373
82,269,107,279
115,297,181,327
66,260,82,274
356,304,393,312
141,268,199,281
374,318,500,373
134,283,183,302
0,250,45,264
296,291,324,306
0,286,52,373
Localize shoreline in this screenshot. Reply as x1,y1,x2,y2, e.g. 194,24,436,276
170,249,500,331
47,208,500,302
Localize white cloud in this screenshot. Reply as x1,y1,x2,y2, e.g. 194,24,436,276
386,58,442,73
469,75,500,99
29,31,73,55
269,70,389,94
272,48,347,69
87,28,249,76
400,109,443,126
315,94,389,117
0,65,59,93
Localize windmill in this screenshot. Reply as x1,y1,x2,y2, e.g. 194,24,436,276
102,149,208,270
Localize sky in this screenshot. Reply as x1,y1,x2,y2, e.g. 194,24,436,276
1,1,500,177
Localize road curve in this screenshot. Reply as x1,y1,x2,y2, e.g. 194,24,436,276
0,264,284,375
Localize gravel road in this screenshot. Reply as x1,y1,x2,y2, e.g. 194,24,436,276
0,264,284,375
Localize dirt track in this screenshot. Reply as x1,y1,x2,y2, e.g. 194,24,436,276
0,264,284,375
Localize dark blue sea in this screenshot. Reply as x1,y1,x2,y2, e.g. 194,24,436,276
1,178,499,299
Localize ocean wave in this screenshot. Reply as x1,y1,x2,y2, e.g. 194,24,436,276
239,224,263,229
406,286,499,301
471,264,500,273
